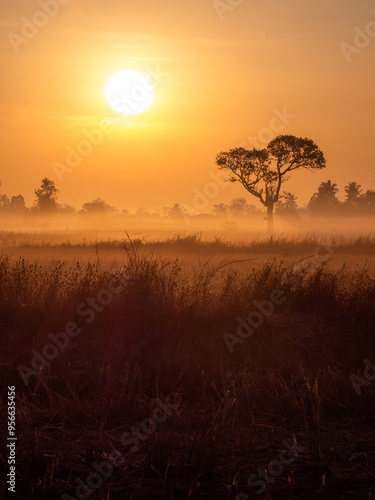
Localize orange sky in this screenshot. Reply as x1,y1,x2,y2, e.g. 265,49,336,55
0,0,374,212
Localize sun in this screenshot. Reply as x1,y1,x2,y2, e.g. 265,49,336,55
105,69,155,116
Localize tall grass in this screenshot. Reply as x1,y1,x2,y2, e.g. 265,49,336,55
0,238,375,498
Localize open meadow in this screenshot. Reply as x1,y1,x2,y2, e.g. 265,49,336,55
1,231,375,499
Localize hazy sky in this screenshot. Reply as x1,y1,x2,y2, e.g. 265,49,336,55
0,0,374,212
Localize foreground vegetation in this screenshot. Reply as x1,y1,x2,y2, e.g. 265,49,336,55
1,235,375,499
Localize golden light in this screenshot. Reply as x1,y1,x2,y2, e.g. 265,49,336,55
104,70,155,116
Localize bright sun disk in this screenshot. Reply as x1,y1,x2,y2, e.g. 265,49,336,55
105,69,155,116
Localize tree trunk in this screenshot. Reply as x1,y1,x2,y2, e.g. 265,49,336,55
267,204,275,238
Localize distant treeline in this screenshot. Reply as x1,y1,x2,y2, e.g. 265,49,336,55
0,177,374,218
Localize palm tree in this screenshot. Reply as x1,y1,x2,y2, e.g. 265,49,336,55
282,192,298,210
276,191,298,217
308,180,340,214
318,180,339,199
344,182,362,205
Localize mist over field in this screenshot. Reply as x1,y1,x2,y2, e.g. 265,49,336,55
0,211,374,244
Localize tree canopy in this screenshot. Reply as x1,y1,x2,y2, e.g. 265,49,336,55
216,135,326,234
34,177,59,212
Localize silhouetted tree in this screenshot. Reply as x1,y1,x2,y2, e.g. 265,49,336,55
229,197,247,217
276,191,299,218
360,189,375,214
0,181,26,212
167,203,189,220
216,135,326,235
34,178,59,212
10,195,26,212
80,198,116,214
0,194,10,210
213,203,229,218
308,180,340,214
344,182,362,208
245,203,260,216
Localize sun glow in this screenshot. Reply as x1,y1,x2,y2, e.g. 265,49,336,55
104,69,155,116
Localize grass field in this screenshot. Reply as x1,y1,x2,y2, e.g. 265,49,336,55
1,233,375,499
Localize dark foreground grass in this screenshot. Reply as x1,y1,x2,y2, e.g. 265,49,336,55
1,238,375,499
